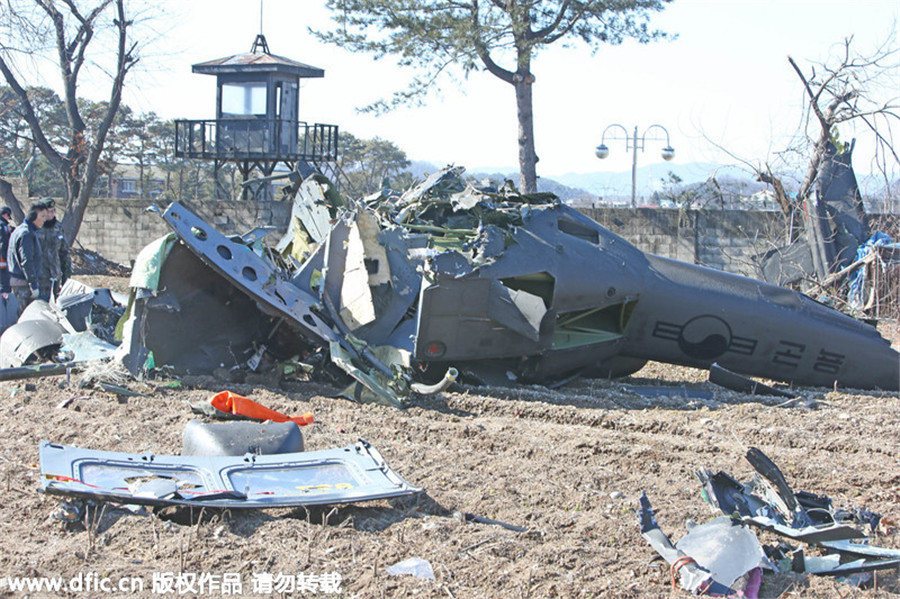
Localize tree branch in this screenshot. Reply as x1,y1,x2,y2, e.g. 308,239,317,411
0,55,64,170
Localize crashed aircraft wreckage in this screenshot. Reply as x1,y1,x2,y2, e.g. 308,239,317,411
117,167,898,404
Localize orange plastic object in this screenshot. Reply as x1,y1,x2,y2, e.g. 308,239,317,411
209,391,314,426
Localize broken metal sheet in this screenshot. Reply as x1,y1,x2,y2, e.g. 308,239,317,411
638,492,735,595
0,317,67,368
803,555,900,577
181,421,304,457
449,184,485,212
357,211,391,286
160,202,339,347
330,341,404,408
697,448,871,545
397,166,467,209
350,227,422,346
745,446,806,525
60,331,117,362
737,515,865,545
59,279,121,311
816,141,869,271
759,239,815,286
238,226,277,246
123,244,283,373
675,517,771,590
708,363,797,399
699,469,865,544
339,220,378,329
40,438,420,509
821,540,900,560
19,299,76,332
822,539,900,558
276,174,341,263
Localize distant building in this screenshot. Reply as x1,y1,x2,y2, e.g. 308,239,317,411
108,164,165,199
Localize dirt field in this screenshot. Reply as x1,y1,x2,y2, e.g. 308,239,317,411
0,274,897,598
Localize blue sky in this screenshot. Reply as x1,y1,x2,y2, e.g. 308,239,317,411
23,0,900,180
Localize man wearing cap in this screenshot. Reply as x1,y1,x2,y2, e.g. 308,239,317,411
0,207,13,293
36,199,70,301
8,200,49,314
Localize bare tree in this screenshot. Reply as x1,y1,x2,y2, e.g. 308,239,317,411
0,0,138,244
789,37,899,208
707,36,898,241
764,37,899,225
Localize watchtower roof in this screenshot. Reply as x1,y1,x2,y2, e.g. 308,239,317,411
192,35,324,78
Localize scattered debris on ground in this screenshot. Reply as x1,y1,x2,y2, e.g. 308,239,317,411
642,447,900,596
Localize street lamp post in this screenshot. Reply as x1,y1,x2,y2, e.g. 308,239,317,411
595,124,675,208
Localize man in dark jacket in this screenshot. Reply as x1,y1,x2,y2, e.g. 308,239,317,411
36,199,70,301
0,206,13,294
8,200,49,315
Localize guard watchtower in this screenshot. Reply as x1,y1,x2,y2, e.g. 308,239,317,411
174,34,338,200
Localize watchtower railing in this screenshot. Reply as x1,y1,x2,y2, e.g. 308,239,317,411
175,119,339,163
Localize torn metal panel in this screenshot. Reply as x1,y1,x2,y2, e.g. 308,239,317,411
160,202,338,346
697,448,871,545
276,174,342,263
357,211,391,286
127,244,288,373
40,438,420,509
745,446,806,526
759,239,815,287
60,331,117,362
338,220,378,329
181,421,304,456
675,517,770,590
415,278,550,361
397,166,467,209
0,317,67,368
738,515,865,545
816,141,869,271
638,492,736,595
350,226,422,347
330,341,404,408
708,363,797,399
820,540,900,560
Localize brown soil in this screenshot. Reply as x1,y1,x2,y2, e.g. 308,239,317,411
0,277,897,598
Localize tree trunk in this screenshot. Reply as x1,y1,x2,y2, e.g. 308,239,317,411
0,178,22,221
514,76,538,193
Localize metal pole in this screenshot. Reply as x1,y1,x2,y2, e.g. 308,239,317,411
631,125,638,208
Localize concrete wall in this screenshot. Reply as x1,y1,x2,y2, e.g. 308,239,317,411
77,198,783,277
579,207,782,276
77,198,292,267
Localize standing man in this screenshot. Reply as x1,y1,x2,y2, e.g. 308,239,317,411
0,206,13,293
8,200,49,314
36,199,71,301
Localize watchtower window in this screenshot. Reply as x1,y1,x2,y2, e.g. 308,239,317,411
222,83,267,116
